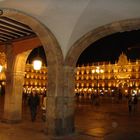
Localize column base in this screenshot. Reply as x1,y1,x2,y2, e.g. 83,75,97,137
44,117,75,136
45,132,77,139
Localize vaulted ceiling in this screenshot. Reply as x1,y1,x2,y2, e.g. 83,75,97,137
0,1,140,56
0,16,36,45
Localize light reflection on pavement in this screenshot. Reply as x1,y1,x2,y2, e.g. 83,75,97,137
0,96,140,139
75,97,140,139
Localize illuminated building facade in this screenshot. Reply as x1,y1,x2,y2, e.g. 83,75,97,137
75,53,140,95
0,52,140,96
0,52,48,95
23,63,47,94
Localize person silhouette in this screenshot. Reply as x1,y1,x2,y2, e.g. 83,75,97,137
128,96,133,114
28,92,40,122
133,94,138,112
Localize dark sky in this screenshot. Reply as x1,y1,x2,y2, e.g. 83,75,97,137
28,29,140,66
77,29,140,66
27,46,47,66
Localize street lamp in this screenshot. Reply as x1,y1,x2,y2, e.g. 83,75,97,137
33,56,42,70
91,66,104,94
32,48,42,70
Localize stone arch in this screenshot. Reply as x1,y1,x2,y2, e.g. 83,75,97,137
64,18,140,132
6,49,31,73
118,80,130,88
65,18,140,84
1,8,65,136
65,18,140,67
117,81,129,94
2,8,64,97
3,48,31,122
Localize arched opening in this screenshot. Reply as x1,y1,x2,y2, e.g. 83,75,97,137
22,46,48,122
65,18,140,136
0,8,65,136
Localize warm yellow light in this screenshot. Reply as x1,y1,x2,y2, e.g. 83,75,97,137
92,67,104,74
0,65,2,72
100,69,104,73
91,69,95,73
96,69,100,73
33,58,42,70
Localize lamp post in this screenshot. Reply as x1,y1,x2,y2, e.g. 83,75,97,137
91,66,104,94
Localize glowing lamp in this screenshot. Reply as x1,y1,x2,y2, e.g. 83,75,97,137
33,57,42,70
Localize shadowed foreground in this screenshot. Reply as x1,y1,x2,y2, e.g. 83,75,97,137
0,96,140,140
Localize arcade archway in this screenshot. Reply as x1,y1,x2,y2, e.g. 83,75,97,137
0,8,68,136
65,18,140,130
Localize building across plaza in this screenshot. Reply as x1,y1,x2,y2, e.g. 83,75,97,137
23,62,47,95
0,52,140,97
75,53,140,96
0,52,48,95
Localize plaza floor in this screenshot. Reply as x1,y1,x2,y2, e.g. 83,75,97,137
0,97,140,140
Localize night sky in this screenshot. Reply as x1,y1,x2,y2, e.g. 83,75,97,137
28,29,140,66
27,46,47,66
77,29,140,66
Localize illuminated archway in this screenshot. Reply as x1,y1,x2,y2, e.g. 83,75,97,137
1,8,65,136
64,18,140,130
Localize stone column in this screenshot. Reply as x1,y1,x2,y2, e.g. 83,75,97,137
44,65,75,136
3,43,25,123
63,65,75,134
45,96,64,136
3,71,25,123
45,96,75,136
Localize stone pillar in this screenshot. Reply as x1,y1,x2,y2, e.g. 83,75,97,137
3,71,25,123
63,65,75,134
3,43,25,123
45,96,64,136
45,96,75,136
44,65,75,136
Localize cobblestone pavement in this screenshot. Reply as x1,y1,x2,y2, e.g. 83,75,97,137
0,97,140,140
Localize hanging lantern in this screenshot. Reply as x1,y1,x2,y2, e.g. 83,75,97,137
33,56,42,70
32,47,42,70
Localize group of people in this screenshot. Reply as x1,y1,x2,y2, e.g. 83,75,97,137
27,91,138,121
128,94,138,114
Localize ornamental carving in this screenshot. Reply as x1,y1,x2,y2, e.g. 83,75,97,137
118,52,128,66
115,53,131,79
